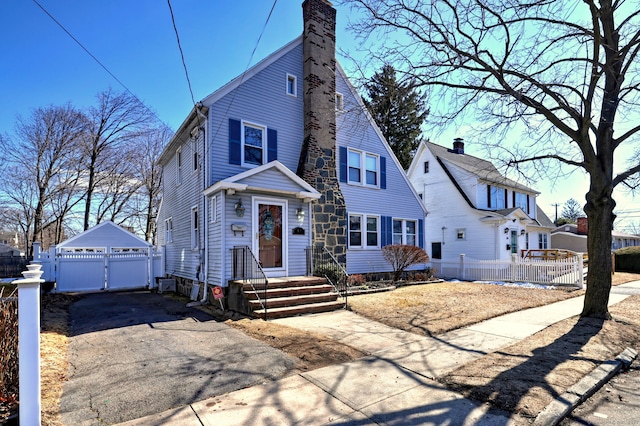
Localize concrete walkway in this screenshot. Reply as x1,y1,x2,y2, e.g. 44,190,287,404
118,283,639,426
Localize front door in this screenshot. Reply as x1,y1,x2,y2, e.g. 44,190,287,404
510,230,518,254
253,198,287,276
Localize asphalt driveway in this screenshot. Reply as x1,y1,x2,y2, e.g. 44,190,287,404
59,291,296,425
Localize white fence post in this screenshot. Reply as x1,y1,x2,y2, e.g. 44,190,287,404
14,262,44,426
511,253,518,282
577,252,585,289
459,254,466,280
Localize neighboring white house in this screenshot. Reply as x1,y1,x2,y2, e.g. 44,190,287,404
407,139,555,263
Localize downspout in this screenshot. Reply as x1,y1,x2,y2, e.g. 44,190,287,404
189,107,209,306
199,107,208,304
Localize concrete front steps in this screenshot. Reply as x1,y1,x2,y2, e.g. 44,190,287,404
243,276,345,319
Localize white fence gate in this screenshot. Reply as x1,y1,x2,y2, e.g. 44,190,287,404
431,253,584,287
35,243,164,292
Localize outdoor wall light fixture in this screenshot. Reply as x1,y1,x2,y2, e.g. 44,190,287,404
234,199,245,217
521,229,526,236
504,227,510,234
296,206,305,223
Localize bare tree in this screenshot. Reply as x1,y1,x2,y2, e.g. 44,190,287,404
0,105,87,255
344,0,640,319
82,88,155,231
131,126,173,242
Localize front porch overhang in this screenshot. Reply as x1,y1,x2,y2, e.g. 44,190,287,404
203,160,321,201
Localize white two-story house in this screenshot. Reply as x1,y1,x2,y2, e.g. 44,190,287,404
408,139,554,263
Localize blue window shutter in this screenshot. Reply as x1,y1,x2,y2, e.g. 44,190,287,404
380,216,387,246
381,216,392,247
339,146,347,183
418,219,424,249
267,128,277,162
380,156,387,189
229,119,241,165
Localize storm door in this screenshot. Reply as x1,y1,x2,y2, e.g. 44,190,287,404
510,230,518,254
253,198,287,275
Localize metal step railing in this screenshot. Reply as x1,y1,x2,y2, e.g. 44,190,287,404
231,246,269,320
305,245,349,309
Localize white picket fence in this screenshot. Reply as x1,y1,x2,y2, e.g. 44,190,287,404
34,243,164,292
431,253,584,287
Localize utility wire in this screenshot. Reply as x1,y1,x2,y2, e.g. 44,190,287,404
32,0,170,128
167,0,198,110
210,0,279,144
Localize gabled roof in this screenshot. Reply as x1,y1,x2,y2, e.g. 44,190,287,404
201,37,302,106
203,160,321,201
535,206,555,228
422,141,538,194
57,221,151,249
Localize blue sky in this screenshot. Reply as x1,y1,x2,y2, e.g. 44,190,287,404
1,0,638,230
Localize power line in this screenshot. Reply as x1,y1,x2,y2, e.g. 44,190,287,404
209,0,279,144
167,0,197,109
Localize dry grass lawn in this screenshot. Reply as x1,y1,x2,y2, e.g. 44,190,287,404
36,272,640,424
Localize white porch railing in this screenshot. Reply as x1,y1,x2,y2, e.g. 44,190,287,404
431,253,584,288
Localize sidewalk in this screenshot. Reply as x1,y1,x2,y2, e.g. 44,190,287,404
118,285,637,426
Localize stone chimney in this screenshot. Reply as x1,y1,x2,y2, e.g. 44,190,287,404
452,137,465,154
297,0,347,264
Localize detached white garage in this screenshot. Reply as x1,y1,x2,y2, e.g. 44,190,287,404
45,221,161,293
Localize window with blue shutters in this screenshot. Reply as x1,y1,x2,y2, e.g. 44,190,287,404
229,119,277,166
348,213,380,249
340,147,386,189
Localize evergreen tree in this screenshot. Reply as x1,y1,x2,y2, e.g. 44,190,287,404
560,198,584,224
363,65,429,170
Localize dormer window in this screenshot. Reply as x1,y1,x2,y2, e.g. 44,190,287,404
286,74,297,97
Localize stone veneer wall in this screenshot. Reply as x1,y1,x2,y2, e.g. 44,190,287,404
298,0,347,265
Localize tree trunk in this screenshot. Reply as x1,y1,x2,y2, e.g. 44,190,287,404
581,176,615,319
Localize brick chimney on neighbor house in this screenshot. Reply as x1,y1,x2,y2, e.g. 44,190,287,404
577,217,588,235
452,137,465,154
297,0,347,265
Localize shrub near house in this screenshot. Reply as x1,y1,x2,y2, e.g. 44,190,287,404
615,246,640,273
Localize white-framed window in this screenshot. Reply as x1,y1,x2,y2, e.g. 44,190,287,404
242,121,266,166
192,139,198,172
424,161,429,173
488,185,505,209
456,228,466,240
347,148,380,188
538,233,548,249
515,192,529,213
335,92,344,110
286,73,297,97
191,207,199,249
165,218,173,243
176,148,182,185
393,219,417,245
209,196,217,223
348,214,379,249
